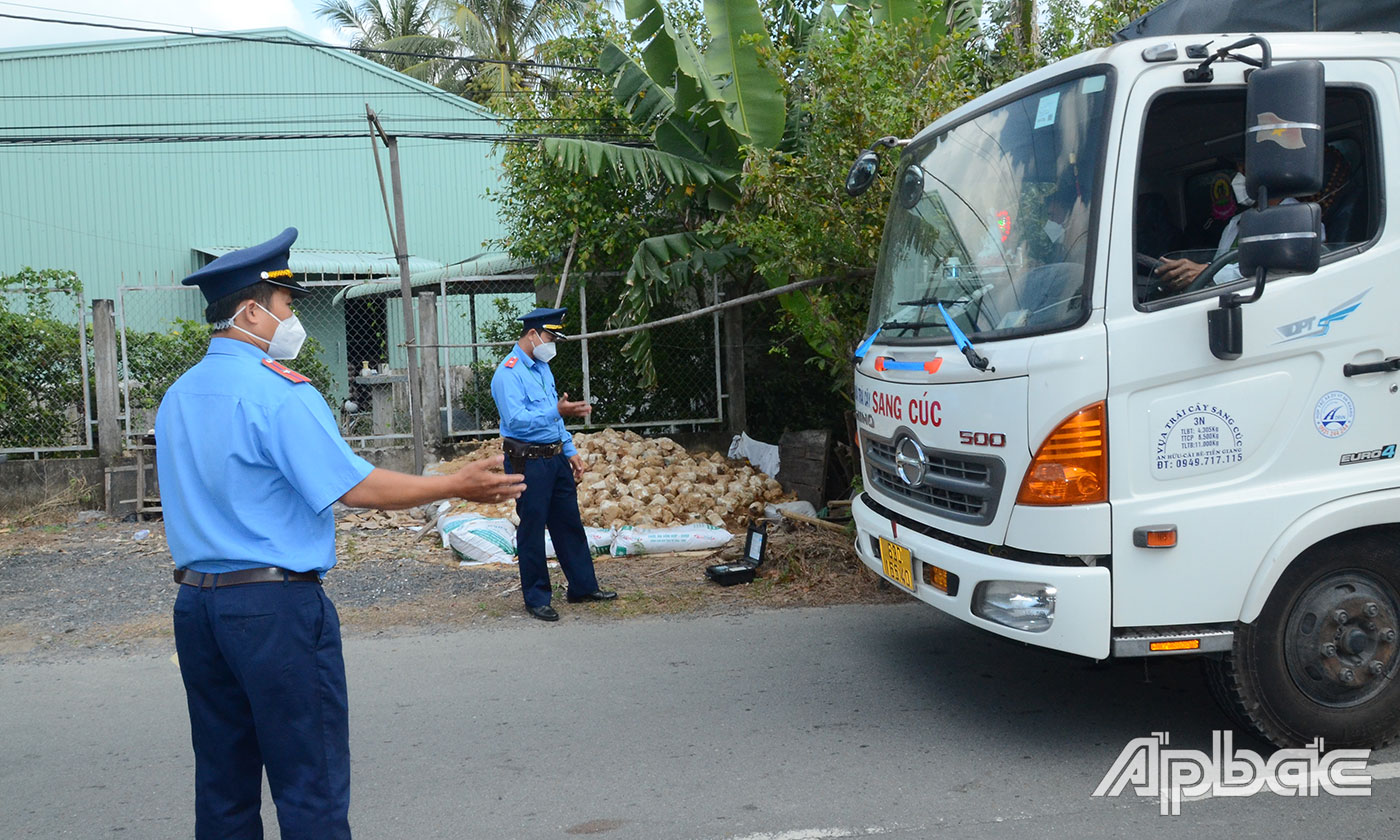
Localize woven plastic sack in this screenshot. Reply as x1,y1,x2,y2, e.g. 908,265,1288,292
440,514,517,566
610,524,735,557
546,527,615,559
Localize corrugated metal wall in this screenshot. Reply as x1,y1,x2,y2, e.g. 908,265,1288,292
0,29,508,313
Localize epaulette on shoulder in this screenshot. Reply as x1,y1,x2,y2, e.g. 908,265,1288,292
503,356,518,369
262,358,311,384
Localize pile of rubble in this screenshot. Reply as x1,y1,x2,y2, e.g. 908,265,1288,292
430,428,793,531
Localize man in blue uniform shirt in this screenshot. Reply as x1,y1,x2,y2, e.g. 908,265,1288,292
491,307,616,621
157,227,525,840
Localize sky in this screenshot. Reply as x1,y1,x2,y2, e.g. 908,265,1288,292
0,0,352,50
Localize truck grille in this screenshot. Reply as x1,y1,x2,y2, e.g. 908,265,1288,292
864,435,1005,526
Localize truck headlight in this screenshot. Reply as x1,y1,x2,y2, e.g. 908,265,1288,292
972,580,1057,632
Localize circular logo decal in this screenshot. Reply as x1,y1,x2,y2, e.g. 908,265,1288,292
894,436,927,487
1314,390,1355,438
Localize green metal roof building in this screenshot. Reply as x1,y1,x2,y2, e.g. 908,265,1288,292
0,28,529,410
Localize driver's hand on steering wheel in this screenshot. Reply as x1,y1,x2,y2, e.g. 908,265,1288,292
1154,257,1205,292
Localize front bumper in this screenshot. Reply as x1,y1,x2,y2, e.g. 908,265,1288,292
853,493,1112,659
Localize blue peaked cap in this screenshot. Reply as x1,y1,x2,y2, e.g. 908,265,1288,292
519,307,568,338
182,227,309,306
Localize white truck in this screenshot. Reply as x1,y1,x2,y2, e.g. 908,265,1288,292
844,9,1400,748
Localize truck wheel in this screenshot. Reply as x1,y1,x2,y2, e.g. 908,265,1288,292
1204,538,1400,749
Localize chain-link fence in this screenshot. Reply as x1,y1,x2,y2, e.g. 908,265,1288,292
105,273,722,451
433,277,723,438
0,286,92,454
117,279,358,442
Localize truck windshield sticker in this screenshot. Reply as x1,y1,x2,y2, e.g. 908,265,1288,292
1034,92,1060,129
1081,75,1106,94
1154,404,1244,477
1314,391,1355,438
1275,289,1370,343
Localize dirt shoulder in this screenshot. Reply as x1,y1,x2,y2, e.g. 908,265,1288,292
0,515,906,664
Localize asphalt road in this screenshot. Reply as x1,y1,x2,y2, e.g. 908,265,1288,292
3,603,1396,839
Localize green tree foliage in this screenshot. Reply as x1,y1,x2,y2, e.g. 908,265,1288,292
0,268,85,449
442,0,586,97
121,321,336,414
317,0,590,98
315,0,461,82
496,0,1167,424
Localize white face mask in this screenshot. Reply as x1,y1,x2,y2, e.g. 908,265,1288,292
1231,172,1255,207
233,302,307,360
1043,218,1065,244
531,333,557,363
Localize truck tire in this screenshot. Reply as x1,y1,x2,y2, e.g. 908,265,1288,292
1204,537,1400,749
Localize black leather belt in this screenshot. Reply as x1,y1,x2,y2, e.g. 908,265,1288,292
502,438,563,459
175,567,321,588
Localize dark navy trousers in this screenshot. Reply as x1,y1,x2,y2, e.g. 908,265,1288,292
173,580,351,840
507,453,599,607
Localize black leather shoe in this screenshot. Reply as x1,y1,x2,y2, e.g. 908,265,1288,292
527,604,559,621
566,590,618,603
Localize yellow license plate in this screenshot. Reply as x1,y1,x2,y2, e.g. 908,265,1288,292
878,537,914,591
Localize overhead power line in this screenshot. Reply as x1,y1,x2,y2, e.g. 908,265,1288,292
0,11,603,73
0,90,606,100
0,131,648,146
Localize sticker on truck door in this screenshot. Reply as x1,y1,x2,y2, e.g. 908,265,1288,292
1153,403,1245,476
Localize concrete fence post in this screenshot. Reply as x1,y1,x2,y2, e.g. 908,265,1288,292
723,303,747,434
416,291,442,449
92,299,121,468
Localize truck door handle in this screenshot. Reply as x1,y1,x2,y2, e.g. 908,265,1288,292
1343,357,1400,377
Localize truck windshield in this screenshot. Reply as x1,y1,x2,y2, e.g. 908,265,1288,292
869,72,1111,342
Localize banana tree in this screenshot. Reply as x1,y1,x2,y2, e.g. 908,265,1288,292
540,0,784,384
540,0,980,385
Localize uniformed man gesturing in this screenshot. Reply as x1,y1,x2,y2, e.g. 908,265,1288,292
491,307,616,621
157,228,524,839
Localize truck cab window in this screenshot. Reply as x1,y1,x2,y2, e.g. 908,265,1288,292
1134,87,1379,305
868,72,1111,343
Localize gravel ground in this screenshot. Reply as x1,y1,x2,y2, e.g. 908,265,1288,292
0,512,903,664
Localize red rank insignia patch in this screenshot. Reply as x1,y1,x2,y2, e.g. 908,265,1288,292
262,358,310,384
504,357,517,368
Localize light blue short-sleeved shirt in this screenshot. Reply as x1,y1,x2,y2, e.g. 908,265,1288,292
490,344,576,457
155,338,375,574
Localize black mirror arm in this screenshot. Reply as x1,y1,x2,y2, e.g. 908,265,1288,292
1220,266,1269,310
1185,35,1273,82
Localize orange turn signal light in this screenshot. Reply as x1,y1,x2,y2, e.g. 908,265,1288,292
1016,401,1107,506
1133,526,1178,549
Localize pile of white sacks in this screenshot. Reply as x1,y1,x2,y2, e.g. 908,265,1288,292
430,429,794,565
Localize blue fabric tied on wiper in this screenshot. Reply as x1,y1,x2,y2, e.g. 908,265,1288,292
853,326,883,361
937,303,995,372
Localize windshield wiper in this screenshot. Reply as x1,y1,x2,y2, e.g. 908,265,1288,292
896,296,954,307
935,303,994,373
881,319,944,332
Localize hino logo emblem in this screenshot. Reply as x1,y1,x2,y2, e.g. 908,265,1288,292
894,436,927,486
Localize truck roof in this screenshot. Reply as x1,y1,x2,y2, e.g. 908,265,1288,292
1117,0,1399,41
908,30,1400,146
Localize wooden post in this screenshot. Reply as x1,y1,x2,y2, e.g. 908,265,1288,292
92,299,121,468
723,303,746,434
416,291,442,448
386,133,426,474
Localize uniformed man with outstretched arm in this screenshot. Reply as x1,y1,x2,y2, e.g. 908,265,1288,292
156,228,525,840
491,307,615,621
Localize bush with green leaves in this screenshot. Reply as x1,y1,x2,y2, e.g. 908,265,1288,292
0,268,86,449
123,319,337,415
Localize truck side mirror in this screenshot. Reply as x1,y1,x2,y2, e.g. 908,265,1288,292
845,150,881,197
1238,202,1323,277
1245,60,1325,199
